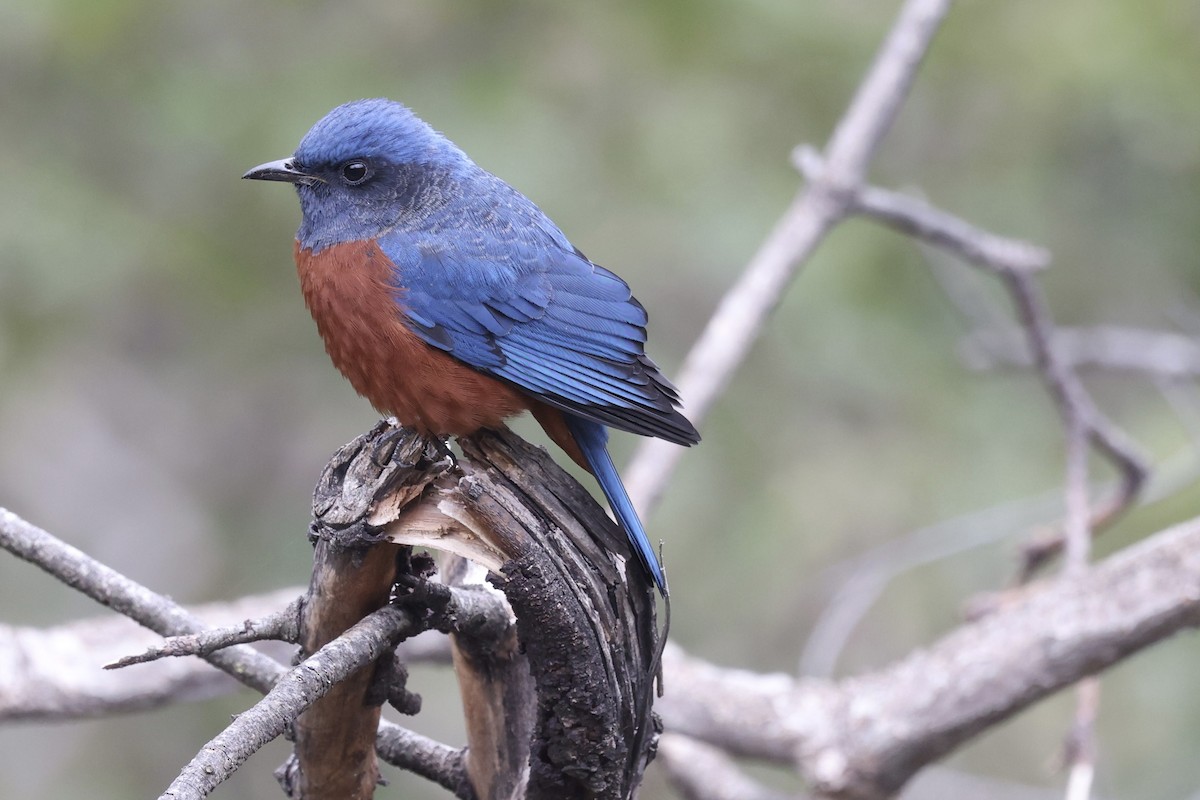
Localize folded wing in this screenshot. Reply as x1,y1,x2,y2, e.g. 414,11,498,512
380,225,698,446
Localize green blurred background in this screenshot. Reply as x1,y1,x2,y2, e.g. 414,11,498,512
2,1,1199,797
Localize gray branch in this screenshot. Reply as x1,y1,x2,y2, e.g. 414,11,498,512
0,507,285,697
658,734,798,800
962,325,1200,378
0,588,448,722
9,508,1200,798
107,597,302,669
842,174,1050,274
0,507,467,797
160,605,420,800
658,514,1200,799
0,588,299,721
625,0,953,517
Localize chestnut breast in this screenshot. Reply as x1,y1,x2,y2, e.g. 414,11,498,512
294,239,529,436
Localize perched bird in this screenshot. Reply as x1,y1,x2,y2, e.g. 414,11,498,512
244,98,698,594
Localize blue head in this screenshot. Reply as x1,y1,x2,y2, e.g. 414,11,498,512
244,99,471,251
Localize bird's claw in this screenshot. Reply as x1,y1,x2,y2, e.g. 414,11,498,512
369,423,408,468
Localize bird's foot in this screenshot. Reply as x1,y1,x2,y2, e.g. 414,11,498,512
367,419,458,471
368,419,414,467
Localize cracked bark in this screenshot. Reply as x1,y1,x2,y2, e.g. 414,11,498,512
287,422,661,800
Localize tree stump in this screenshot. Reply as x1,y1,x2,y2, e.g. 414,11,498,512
289,421,661,800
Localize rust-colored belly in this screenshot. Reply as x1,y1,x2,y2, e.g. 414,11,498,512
294,239,529,436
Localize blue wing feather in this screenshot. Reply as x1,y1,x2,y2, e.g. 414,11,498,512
376,171,698,447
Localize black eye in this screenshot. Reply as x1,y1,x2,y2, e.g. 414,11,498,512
340,160,370,185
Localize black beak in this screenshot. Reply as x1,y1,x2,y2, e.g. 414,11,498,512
242,158,313,184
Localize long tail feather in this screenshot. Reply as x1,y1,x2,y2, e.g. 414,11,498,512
564,415,667,595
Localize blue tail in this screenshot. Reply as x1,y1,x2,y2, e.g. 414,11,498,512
564,415,667,595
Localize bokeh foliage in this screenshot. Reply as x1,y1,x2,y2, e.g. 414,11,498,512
1,1,1198,798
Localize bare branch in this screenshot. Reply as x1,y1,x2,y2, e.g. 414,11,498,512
1065,677,1101,800
1058,309,1098,800
625,0,952,517
1000,273,1149,577
0,507,285,696
820,0,950,186
660,514,1200,799
159,605,419,800
830,165,1150,553
107,597,302,669
804,153,1148,571
837,172,1050,274
962,326,1200,378
0,590,450,722
374,725,470,799
845,186,1152,576
9,497,1200,798
0,508,469,796
658,734,798,800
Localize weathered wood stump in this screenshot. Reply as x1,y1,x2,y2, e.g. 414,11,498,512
288,421,661,800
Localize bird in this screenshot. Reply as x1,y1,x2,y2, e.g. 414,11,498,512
244,98,698,595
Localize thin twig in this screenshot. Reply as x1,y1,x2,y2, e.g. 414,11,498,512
107,597,302,669
624,0,953,517
1065,677,1101,800
158,604,418,800
925,253,1154,576
658,733,799,800
0,507,283,695
1060,387,1092,579
962,326,1200,378
1057,336,1099,800
375,725,471,800
840,183,1151,574
0,507,469,796
844,174,1051,273
839,172,1150,546
1000,272,1149,577
0,593,455,722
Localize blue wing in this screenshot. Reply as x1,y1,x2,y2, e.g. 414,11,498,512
376,175,698,446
